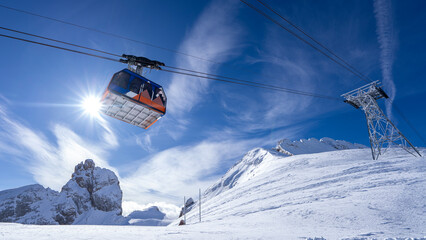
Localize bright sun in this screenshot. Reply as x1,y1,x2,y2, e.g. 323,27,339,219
81,96,102,117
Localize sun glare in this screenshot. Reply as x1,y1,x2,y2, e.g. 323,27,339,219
81,96,102,117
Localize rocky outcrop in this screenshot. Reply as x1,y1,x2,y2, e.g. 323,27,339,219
0,159,125,225
0,184,58,224
55,159,123,224
179,197,195,218
274,137,366,156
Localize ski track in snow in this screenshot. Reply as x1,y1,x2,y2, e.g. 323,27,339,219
0,148,425,239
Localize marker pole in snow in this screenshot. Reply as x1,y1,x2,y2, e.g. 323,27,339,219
199,188,201,223
183,196,186,224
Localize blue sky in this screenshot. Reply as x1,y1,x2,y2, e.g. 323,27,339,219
0,0,425,213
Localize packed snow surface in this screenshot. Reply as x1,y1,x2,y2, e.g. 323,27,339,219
1,146,424,239
182,146,425,239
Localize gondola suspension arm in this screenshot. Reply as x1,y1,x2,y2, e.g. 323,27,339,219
119,54,165,75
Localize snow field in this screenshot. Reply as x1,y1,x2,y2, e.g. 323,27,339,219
0,147,424,239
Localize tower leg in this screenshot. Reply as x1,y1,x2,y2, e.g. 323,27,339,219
360,95,421,160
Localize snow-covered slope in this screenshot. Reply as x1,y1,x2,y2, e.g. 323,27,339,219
206,138,366,198
0,142,424,239
177,146,425,239
1,146,423,239
0,159,126,225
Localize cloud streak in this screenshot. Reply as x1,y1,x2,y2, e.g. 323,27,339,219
120,121,305,207
166,0,242,119
374,0,396,119
0,97,304,214
0,104,118,191
218,26,338,133
120,139,254,205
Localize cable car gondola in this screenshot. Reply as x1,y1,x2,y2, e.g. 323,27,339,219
100,55,166,129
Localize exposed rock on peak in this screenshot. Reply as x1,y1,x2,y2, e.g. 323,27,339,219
0,159,124,225
275,137,366,156
179,197,195,217
0,184,58,224
65,159,122,213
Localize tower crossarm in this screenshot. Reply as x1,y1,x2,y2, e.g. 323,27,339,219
341,81,388,109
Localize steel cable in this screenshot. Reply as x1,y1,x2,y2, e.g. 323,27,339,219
0,30,340,101
0,3,216,63
255,0,374,83
240,0,371,84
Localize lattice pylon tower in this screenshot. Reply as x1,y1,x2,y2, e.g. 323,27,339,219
342,81,422,160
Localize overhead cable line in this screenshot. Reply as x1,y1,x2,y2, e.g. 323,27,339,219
240,0,371,84
242,1,425,145
255,0,374,83
389,100,426,145
163,65,338,99
161,68,340,100
0,3,215,63
0,31,339,101
0,26,121,58
0,33,120,62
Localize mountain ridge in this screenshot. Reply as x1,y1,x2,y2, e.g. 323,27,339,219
175,138,425,238
204,137,366,198
0,159,126,225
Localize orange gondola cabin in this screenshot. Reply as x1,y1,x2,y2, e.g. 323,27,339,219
100,68,167,129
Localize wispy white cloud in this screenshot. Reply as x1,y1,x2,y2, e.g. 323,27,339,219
166,0,243,122
97,117,119,149
0,98,304,213
219,27,336,132
121,138,258,205
0,103,118,191
120,122,304,207
135,134,156,153
374,0,396,120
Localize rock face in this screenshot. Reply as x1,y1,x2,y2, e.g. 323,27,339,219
0,159,125,225
179,198,195,218
56,159,123,224
0,184,58,224
275,137,366,156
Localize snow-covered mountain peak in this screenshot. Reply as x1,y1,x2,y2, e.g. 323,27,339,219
205,137,363,199
125,206,171,226
205,148,279,198
67,159,96,191
275,137,366,156
73,159,95,178
177,144,425,238
238,148,270,165
0,159,125,225
62,159,122,215
128,206,165,220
